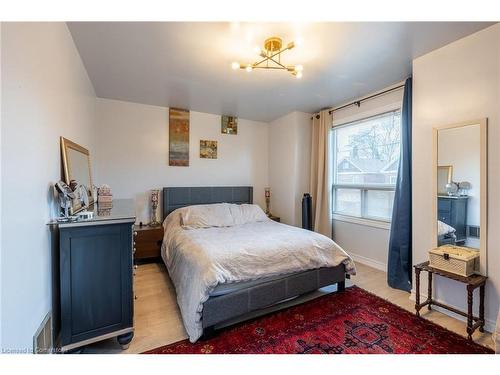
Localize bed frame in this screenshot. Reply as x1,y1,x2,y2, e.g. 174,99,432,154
162,186,346,337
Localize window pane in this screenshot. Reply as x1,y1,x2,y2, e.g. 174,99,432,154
332,110,400,221
334,189,361,216
365,190,395,220
334,111,400,186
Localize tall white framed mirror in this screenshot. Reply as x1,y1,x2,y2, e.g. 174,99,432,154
432,119,488,275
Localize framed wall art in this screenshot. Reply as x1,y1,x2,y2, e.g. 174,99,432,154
169,108,190,166
200,140,217,159
221,115,238,135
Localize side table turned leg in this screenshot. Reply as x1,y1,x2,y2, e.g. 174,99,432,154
479,284,485,333
466,285,474,340
427,271,433,310
415,268,421,317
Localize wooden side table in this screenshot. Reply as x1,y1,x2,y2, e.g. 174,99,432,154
134,224,164,262
414,261,487,340
268,215,280,222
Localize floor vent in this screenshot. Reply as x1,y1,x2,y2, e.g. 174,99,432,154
33,312,53,354
468,226,480,238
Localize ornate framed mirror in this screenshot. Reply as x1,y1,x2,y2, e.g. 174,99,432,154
60,137,94,214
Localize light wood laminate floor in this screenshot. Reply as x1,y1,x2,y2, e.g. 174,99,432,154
84,262,494,353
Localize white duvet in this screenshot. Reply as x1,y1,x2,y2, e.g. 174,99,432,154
161,208,356,343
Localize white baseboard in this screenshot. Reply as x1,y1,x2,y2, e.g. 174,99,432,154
410,290,495,334
350,252,387,272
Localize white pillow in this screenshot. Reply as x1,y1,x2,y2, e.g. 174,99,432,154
180,203,233,229
229,204,269,225
438,220,456,236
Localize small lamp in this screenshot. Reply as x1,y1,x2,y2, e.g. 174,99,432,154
149,189,161,227
265,187,271,216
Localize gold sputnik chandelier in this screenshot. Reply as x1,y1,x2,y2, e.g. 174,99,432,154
232,36,303,78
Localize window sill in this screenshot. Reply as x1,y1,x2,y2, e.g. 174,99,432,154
332,213,391,230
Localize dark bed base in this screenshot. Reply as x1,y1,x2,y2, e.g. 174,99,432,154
201,265,346,337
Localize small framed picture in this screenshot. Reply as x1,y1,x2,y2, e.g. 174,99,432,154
437,165,453,195
200,140,217,159
221,115,238,135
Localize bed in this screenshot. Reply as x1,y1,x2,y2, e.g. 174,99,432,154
438,220,457,246
161,186,355,343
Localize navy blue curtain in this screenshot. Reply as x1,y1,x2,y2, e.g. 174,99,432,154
387,78,412,292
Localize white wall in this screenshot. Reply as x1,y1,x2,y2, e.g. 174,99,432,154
1,23,96,351
331,88,403,270
94,98,269,223
413,23,500,331
0,22,3,348
438,125,480,226
268,111,311,226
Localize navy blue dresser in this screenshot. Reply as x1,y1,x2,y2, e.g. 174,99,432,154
437,196,468,244
50,199,135,352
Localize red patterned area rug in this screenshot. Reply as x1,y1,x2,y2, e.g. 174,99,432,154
144,286,493,354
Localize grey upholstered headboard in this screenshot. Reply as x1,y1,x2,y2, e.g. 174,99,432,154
162,186,253,219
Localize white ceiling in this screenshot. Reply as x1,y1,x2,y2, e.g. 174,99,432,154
68,22,493,122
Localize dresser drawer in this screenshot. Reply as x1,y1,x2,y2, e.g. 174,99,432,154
438,211,451,224
134,225,163,261
438,198,451,213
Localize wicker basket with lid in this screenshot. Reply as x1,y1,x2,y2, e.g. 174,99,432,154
429,245,479,277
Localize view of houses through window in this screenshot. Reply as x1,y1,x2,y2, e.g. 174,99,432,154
332,110,401,221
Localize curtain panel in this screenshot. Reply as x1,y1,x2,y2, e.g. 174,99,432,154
309,109,333,237
387,77,413,292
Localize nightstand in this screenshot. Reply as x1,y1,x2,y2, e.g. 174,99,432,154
268,215,280,222
134,225,164,262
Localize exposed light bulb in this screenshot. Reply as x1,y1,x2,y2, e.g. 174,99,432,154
296,71,303,79
245,65,253,72
295,37,304,46
253,46,261,54
294,64,303,72
231,62,240,70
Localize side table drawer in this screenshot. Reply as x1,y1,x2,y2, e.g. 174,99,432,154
134,226,163,260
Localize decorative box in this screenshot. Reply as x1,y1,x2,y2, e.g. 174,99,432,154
429,245,479,277
97,184,113,208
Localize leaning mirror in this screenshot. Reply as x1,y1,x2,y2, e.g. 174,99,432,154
60,137,94,214
433,119,487,275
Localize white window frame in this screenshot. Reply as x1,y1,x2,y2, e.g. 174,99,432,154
331,102,402,230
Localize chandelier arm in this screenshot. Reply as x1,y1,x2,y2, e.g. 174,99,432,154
267,48,288,60
255,47,288,65
252,66,287,70
253,54,287,69
268,57,287,69
253,56,271,67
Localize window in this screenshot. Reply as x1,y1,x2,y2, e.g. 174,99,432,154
332,110,401,222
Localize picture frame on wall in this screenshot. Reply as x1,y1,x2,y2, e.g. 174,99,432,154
437,165,453,195
169,108,190,166
221,115,238,135
200,140,218,159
